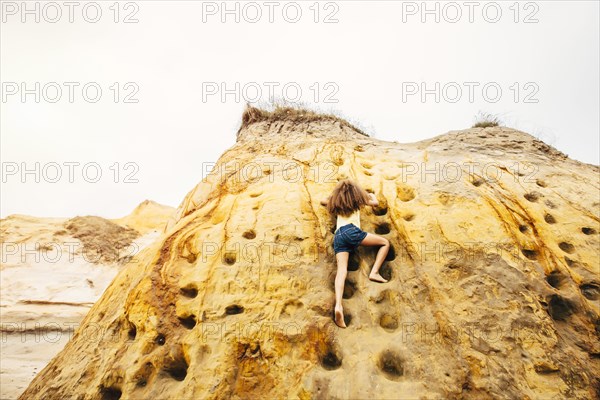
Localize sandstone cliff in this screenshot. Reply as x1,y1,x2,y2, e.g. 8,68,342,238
17,107,600,399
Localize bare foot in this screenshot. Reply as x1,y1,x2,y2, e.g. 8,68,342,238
334,305,347,328
369,272,388,283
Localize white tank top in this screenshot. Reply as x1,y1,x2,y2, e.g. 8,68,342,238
336,209,361,232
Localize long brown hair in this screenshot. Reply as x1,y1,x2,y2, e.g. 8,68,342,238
326,179,370,217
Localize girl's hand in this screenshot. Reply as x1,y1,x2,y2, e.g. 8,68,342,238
367,193,379,206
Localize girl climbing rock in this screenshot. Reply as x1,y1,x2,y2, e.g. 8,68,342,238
321,179,390,328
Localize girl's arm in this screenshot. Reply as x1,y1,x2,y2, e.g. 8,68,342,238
367,193,379,206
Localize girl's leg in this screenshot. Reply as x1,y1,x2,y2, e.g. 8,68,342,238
334,251,349,328
360,233,390,283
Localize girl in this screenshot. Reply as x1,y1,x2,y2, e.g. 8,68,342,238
321,179,390,328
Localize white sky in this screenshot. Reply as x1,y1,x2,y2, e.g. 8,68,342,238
1,0,599,219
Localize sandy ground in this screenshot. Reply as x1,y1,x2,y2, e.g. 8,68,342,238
1,332,71,399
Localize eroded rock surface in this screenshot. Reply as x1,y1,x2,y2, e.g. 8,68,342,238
17,109,600,399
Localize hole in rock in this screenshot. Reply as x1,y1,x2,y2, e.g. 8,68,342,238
178,315,197,330
375,223,391,235
320,346,343,370
155,334,166,346
564,257,576,267
521,249,537,260
582,227,597,235
180,285,198,298
524,192,541,202
242,230,256,239
184,250,197,263
378,350,404,380
548,294,575,321
581,283,600,300
536,180,547,188
519,225,529,233
445,261,460,269
385,245,396,261
373,205,388,216
99,385,122,400
164,356,188,382
379,314,398,331
379,263,393,281
128,324,137,340
545,271,563,289
544,214,556,224
343,313,352,326
403,213,415,221
347,254,359,271
558,242,575,254
225,304,244,315
223,252,237,265
343,280,356,299
471,178,484,187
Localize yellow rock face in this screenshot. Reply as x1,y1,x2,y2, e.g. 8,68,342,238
19,111,600,399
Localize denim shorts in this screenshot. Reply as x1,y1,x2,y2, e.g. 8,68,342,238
333,223,368,254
